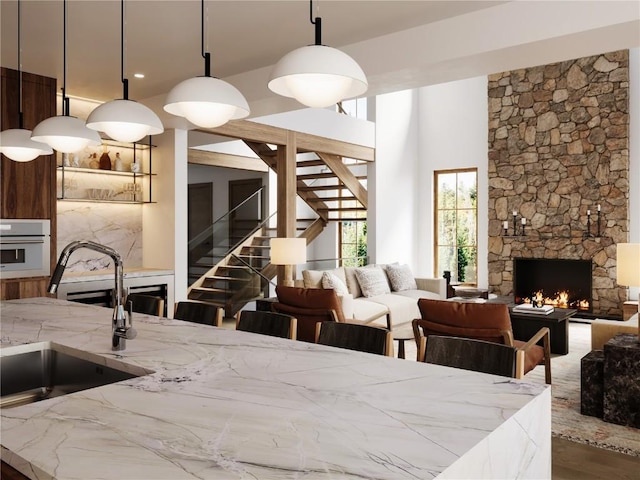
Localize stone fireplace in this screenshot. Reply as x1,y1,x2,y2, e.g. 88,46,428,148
513,258,592,313
487,50,629,317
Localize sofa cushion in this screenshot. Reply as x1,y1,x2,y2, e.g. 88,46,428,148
275,285,346,323
352,298,389,323
321,271,349,295
302,268,346,289
385,264,418,292
366,293,420,329
355,266,391,297
393,289,441,301
344,266,364,298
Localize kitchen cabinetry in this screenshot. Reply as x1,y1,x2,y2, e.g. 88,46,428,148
57,138,156,204
1,67,57,300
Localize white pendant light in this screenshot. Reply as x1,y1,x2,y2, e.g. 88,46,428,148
163,0,249,128
86,0,163,142
31,0,100,154
268,1,367,108
0,129,53,162
0,0,53,162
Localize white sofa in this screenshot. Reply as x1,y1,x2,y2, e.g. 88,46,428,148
299,265,446,330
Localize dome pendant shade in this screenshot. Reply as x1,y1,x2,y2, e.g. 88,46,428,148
31,116,101,153
0,129,53,162
164,76,250,128
269,45,368,108
87,99,164,142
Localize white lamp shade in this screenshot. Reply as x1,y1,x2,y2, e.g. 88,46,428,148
86,99,164,142
164,76,250,128
269,45,368,108
0,129,53,161
617,243,640,286
270,237,307,265
31,116,101,154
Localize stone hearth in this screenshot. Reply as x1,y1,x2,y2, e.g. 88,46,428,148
487,50,629,317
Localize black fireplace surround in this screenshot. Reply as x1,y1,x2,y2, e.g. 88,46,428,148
513,258,592,312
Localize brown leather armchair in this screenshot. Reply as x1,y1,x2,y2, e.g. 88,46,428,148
271,286,346,343
412,299,551,384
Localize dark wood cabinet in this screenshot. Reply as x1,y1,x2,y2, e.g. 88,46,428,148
1,67,57,299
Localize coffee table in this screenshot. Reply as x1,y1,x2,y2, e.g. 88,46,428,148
508,307,577,355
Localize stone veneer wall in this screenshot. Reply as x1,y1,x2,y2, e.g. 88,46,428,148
487,50,629,317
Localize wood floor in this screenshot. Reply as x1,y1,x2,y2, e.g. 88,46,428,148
552,437,640,479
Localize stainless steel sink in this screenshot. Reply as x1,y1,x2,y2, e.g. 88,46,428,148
0,342,148,408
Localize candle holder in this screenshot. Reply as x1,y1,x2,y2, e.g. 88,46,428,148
502,213,526,237
584,205,602,238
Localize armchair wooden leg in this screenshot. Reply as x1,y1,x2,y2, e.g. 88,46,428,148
543,331,552,385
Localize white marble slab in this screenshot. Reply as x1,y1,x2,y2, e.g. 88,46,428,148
0,298,551,479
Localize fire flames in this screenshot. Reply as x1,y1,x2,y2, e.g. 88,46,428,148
522,290,590,310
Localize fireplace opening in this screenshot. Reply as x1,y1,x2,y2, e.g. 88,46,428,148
513,258,592,312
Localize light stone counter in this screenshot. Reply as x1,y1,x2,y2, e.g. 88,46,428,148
0,298,551,479
58,268,174,283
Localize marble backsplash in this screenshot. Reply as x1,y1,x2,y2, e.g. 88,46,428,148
57,202,143,271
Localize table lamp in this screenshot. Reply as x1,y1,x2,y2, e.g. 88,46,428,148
616,243,640,339
270,237,307,287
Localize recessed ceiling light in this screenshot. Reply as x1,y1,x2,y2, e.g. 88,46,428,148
134,73,145,79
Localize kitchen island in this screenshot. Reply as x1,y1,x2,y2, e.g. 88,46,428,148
1,298,551,479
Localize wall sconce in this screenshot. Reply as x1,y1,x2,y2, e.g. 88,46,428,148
617,243,640,339
270,237,307,287
584,204,602,238
503,210,526,237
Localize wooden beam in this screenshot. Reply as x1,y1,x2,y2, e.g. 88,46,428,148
196,119,375,162
276,131,298,285
317,152,368,208
188,149,268,172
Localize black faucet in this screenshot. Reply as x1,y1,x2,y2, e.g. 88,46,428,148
48,241,136,351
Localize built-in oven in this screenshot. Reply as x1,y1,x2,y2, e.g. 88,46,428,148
0,219,51,279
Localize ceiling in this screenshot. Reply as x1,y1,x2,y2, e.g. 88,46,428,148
0,0,504,104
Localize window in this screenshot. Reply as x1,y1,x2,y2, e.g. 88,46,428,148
435,169,477,284
339,220,367,267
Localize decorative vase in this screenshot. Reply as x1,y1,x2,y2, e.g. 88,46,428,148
114,152,123,171
130,161,140,173
99,151,111,170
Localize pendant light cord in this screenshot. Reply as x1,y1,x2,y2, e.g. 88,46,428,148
309,0,321,45
62,0,70,116
201,0,210,76
121,0,129,99
17,0,24,128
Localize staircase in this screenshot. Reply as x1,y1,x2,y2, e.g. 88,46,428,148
187,140,369,318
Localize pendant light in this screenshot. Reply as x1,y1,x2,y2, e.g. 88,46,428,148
86,0,163,142
163,0,249,128
31,0,100,154
268,0,368,108
0,0,53,162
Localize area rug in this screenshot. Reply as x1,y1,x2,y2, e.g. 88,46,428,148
525,322,640,457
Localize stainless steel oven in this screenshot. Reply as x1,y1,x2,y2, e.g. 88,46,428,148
0,219,51,279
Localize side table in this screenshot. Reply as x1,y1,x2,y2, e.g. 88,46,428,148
603,333,640,428
393,325,415,360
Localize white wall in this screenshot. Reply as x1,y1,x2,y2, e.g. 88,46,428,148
371,89,420,268
418,76,489,286
628,47,640,301
143,129,188,301
187,164,268,224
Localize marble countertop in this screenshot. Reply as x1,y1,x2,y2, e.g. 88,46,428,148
1,298,550,479
59,268,174,283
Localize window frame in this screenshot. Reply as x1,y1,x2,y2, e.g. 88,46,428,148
433,167,478,285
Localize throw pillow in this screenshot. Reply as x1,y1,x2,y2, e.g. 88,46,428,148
355,266,391,297
385,264,417,292
322,271,349,295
